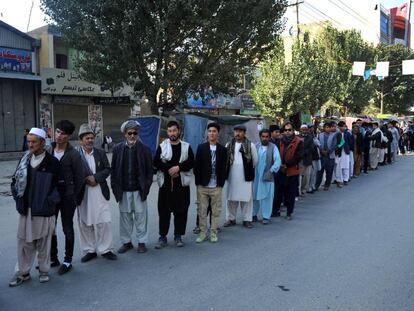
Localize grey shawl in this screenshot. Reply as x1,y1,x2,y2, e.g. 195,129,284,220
12,151,31,198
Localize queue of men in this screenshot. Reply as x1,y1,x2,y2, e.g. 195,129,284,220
9,118,399,287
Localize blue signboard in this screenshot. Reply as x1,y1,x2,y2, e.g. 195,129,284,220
0,47,32,73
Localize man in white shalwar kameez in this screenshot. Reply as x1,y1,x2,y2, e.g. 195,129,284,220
76,124,117,262
252,129,280,225
224,124,257,229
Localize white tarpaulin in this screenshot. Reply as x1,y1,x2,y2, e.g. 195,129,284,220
376,62,389,77
352,62,366,76
402,59,414,75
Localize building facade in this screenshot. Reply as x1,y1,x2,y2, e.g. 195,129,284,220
29,25,135,145
0,21,40,152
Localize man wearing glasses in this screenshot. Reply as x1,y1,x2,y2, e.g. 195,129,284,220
111,120,153,254
273,122,304,220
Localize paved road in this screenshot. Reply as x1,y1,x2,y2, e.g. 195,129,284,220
0,155,413,311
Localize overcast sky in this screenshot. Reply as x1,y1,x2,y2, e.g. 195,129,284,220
0,0,411,34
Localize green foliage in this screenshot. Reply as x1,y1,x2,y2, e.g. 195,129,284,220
316,26,376,114
374,44,414,114
41,0,287,113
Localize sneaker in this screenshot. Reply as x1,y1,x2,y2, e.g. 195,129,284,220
223,220,236,227
343,181,349,186
137,243,148,253
50,259,60,268
58,263,72,275
210,231,218,243
337,183,343,188
117,242,133,254
196,232,207,243
243,221,253,229
102,251,117,260
81,252,97,263
154,236,168,249
192,226,201,234
252,216,258,222
262,219,270,225
9,273,30,287
175,239,184,247
39,272,50,283
271,212,281,218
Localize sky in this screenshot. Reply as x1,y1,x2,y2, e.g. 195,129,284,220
0,0,412,34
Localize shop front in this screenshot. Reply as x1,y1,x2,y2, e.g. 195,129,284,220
41,68,131,146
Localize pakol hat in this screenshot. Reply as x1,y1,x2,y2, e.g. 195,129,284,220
78,123,94,138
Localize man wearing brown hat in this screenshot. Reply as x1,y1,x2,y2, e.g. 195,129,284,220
111,120,153,254
224,124,257,228
75,124,117,263
50,120,84,275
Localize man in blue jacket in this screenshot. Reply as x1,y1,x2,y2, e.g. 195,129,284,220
9,128,61,287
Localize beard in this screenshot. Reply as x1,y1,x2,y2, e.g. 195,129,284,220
261,141,269,146
169,135,178,142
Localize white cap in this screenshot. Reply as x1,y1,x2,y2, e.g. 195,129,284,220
29,127,46,140
300,124,308,129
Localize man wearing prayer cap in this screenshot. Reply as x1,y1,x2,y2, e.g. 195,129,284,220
75,124,117,263
49,120,84,275
111,119,153,254
9,128,61,286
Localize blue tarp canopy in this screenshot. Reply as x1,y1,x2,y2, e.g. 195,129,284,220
131,116,161,157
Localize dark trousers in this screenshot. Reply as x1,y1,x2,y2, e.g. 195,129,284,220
315,156,334,189
158,186,190,237
363,149,370,172
51,196,76,263
274,174,299,216
159,209,188,237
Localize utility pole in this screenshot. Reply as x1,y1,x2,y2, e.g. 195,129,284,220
287,0,304,39
26,0,34,32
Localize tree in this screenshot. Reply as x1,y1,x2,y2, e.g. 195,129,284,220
41,0,287,113
374,43,414,114
251,32,336,119
316,26,376,114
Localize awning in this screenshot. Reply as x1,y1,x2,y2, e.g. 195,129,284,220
0,72,41,81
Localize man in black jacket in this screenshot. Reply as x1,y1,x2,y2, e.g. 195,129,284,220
9,128,60,287
111,120,153,254
299,124,314,195
76,124,117,263
50,120,84,275
194,123,227,243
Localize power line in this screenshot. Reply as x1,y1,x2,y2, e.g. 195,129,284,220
336,0,376,28
327,0,376,29
303,1,345,28
300,7,332,26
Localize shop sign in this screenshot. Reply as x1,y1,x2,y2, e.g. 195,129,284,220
0,47,32,73
41,68,112,97
94,96,130,105
240,108,261,116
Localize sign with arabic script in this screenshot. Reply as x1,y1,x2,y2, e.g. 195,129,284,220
41,68,112,97
0,47,32,73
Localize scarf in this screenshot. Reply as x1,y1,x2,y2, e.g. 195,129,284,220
227,138,252,167
75,146,94,177
13,151,31,198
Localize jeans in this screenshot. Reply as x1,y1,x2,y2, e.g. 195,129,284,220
51,196,77,263
273,173,299,216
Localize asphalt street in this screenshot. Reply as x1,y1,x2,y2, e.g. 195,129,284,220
0,155,413,311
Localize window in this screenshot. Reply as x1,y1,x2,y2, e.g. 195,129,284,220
55,54,68,69
380,13,389,36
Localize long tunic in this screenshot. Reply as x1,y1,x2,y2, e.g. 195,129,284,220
78,150,111,226
253,145,281,201
227,142,258,202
